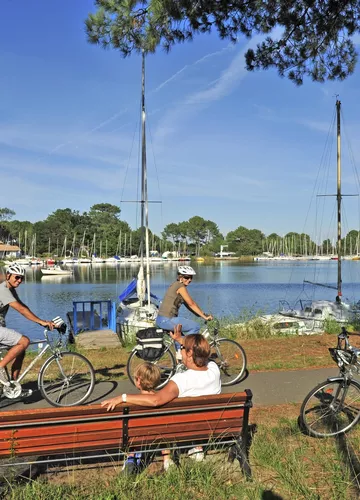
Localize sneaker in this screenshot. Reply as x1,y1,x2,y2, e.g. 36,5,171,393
188,447,205,462
0,368,10,387
121,458,137,475
134,452,143,470
175,363,187,374
163,457,175,471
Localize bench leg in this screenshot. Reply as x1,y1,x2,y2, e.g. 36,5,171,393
228,436,252,479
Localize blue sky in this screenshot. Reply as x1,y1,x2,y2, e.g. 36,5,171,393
1,0,360,243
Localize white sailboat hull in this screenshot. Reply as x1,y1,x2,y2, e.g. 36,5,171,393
41,267,73,276
116,301,158,339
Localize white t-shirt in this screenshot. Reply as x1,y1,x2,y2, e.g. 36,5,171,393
170,361,221,398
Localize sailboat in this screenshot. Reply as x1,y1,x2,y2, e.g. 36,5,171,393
116,50,160,339
276,100,360,331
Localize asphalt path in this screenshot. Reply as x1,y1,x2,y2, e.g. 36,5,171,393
0,366,340,411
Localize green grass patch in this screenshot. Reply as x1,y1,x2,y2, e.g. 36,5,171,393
4,415,360,499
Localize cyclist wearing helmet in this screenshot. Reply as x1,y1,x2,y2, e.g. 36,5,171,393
0,264,55,389
156,266,213,354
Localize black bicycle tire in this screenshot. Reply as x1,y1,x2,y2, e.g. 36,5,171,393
210,338,247,386
299,378,360,438
127,346,176,390
38,352,95,407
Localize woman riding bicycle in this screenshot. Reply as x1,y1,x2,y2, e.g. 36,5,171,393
156,266,212,353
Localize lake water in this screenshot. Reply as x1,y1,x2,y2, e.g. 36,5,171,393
2,260,360,341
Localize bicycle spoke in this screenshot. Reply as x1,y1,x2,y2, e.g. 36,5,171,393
40,353,94,407
210,339,246,386
301,380,360,437
127,348,176,389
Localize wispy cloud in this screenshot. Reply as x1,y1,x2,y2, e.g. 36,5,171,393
298,119,333,134
154,36,262,148
152,44,234,93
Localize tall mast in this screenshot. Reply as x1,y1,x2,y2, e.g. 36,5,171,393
140,49,146,266
336,100,342,297
139,49,151,307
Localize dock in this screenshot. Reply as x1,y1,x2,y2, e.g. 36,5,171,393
75,329,121,349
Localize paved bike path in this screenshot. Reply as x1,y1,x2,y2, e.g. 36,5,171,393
1,366,341,411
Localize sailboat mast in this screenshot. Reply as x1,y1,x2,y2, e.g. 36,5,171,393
140,50,146,266
336,99,342,297
140,49,151,307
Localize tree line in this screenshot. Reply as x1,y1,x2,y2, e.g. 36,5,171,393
1,206,360,258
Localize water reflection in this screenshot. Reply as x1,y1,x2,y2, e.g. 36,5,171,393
1,260,360,340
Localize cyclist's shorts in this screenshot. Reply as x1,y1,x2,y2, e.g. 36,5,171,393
0,327,22,348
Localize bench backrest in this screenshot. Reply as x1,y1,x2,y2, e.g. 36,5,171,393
0,391,252,458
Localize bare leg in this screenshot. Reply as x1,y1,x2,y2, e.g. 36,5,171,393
11,350,26,380
0,336,30,380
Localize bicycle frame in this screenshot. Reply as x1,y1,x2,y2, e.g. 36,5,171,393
15,342,51,385
325,376,352,413
1,328,67,386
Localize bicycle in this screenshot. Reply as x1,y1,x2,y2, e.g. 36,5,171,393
126,321,247,390
299,327,360,438
0,317,95,407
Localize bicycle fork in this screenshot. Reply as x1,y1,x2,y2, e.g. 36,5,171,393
327,380,350,414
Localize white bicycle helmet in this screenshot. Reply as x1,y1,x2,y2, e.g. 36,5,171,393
178,265,196,276
6,264,25,276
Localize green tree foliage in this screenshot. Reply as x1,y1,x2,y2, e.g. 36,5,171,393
227,226,265,255
0,208,15,222
342,230,360,255
85,0,360,84
162,222,182,243
321,238,333,255
264,231,317,256
163,217,221,255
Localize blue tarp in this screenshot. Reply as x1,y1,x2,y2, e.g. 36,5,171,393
119,278,160,302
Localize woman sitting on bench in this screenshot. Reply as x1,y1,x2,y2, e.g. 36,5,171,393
101,326,221,467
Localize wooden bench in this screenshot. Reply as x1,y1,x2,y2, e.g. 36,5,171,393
0,390,253,477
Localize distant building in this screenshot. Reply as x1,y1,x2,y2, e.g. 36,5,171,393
0,244,21,259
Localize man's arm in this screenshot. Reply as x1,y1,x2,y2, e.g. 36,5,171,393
9,301,54,329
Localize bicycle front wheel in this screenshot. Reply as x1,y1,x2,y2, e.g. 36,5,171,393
300,379,360,438
39,352,95,407
127,345,176,390
210,338,247,386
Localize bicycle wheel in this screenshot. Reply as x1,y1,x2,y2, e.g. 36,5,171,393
39,352,95,407
300,378,360,438
210,338,247,386
127,345,176,390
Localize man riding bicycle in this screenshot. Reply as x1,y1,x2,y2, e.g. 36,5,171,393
0,264,55,390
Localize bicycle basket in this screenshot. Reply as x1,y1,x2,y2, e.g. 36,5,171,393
329,348,357,369
135,328,165,361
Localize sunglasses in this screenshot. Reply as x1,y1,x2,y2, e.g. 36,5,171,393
182,276,193,281
14,275,24,281
180,345,186,350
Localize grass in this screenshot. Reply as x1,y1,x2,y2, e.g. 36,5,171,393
18,325,360,386
3,405,360,499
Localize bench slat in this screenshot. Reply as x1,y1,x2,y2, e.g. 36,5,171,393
0,391,252,461
0,392,251,424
